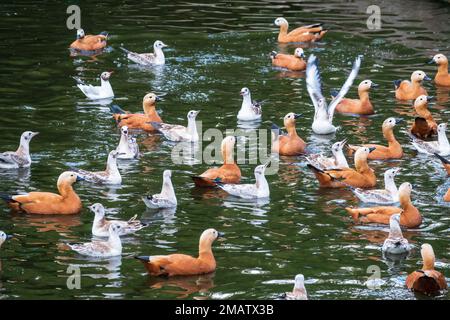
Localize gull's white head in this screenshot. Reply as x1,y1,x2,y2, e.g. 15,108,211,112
100,71,113,81
385,167,401,180
76,29,85,39
294,274,305,288
154,40,168,50
121,126,129,136
332,138,347,153
187,110,200,120
20,131,39,146
240,87,250,97
254,162,269,177
437,122,447,133
0,231,12,247
274,17,288,26
109,223,122,236
163,169,172,179
108,150,122,161
294,48,305,58
88,203,105,218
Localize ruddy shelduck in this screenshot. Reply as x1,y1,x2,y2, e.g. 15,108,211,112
192,136,241,187
135,228,224,277
333,80,377,115
76,71,114,100
306,139,349,171
0,131,38,169
408,123,450,156
111,93,162,133
345,182,422,228
410,95,437,139
405,243,447,295
69,223,122,257
308,147,377,188
121,40,168,66
348,117,403,160
69,29,108,52
143,170,177,209
394,70,430,100
428,54,450,87
0,231,12,248
274,17,327,43
351,167,401,204
0,171,83,215
271,113,306,156
382,214,410,255
270,48,306,71
282,274,308,300
306,54,362,134
151,110,200,142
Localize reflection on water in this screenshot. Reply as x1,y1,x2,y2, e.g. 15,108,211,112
147,273,215,299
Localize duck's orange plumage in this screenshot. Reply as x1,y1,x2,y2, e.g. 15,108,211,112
308,147,377,188
345,182,422,228
406,243,447,295
429,54,450,87
394,70,430,100
274,17,327,43
192,136,241,187
271,113,306,156
0,171,83,215
410,95,437,138
334,80,376,115
112,93,162,133
270,48,306,71
135,228,223,277
70,30,108,51
348,117,403,160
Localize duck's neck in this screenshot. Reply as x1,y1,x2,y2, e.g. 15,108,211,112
415,103,433,120
278,23,289,40
383,126,399,146
143,103,158,117
161,176,176,202
198,240,215,262
187,118,198,140
437,63,449,76
399,192,413,210
57,181,78,200
384,174,398,196
286,123,298,137
355,156,371,174
358,89,370,103
437,129,450,149
388,219,403,239
411,78,422,89
241,94,253,111
222,144,234,165
422,248,435,270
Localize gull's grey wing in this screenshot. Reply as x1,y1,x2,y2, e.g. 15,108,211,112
306,54,325,113
327,55,362,121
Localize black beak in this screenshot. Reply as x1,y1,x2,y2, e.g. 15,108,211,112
76,176,85,182
371,83,379,88
294,113,302,119
368,147,376,153
155,96,162,102
424,75,432,81
6,234,13,239
426,96,435,102
427,58,435,64
100,31,109,37
394,118,404,124
217,232,225,238
135,256,150,262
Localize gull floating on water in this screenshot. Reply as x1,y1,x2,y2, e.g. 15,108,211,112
150,110,200,142
89,203,147,237
382,214,410,255
69,223,122,257
281,274,308,300
73,150,122,185
0,131,38,169
75,71,114,100
351,167,401,204
143,170,177,209
116,126,139,159
408,123,450,156
237,87,262,121
305,138,349,170
121,40,168,66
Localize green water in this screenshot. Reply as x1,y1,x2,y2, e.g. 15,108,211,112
0,0,449,300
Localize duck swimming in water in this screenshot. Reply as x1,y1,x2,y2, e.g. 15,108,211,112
333,80,377,115
135,228,223,276
151,110,200,142
0,171,83,215
435,153,450,202
394,70,430,100
116,126,139,159
348,117,403,160
281,274,308,300
192,136,241,187
406,243,447,295
410,95,437,139
308,147,376,189
237,87,262,121
111,93,162,133
73,150,122,185
271,112,306,156
345,182,422,229
69,223,122,258
217,163,270,199
121,40,168,66
408,123,450,156
428,53,450,87
274,17,327,43
89,203,146,238
270,48,306,71
306,54,362,134
382,213,410,255
69,29,108,52
143,170,177,209
351,167,401,204
306,138,349,171
76,71,114,100
0,231,12,249
0,131,38,169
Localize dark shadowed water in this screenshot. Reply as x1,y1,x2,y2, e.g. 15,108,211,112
0,0,449,300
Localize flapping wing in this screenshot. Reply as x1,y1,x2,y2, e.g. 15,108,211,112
327,55,362,121
306,54,325,113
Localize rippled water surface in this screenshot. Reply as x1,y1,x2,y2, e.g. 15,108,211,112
0,0,449,300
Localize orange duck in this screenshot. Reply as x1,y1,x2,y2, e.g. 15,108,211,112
270,48,306,71
428,54,450,87
394,70,430,100
0,171,83,215
307,147,377,188
111,93,162,133
348,117,403,160
406,243,447,295
345,182,422,228
135,228,223,276
435,153,450,202
333,80,377,115
271,112,307,156
410,95,437,138
69,29,108,51
274,17,327,43
192,136,241,187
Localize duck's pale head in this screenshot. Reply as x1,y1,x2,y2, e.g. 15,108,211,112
413,95,434,108
284,112,301,127
382,117,402,129
143,92,160,105
294,48,305,58
358,80,377,91
200,228,224,245
355,146,375,160
398,182,412,198
58,171,83,185
429,53,448,65
274,17,288,26
411,70,430,82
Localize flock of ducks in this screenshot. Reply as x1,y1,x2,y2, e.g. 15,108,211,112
1,17,450,299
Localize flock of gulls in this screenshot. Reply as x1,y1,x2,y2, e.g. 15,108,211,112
1,16,450,300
